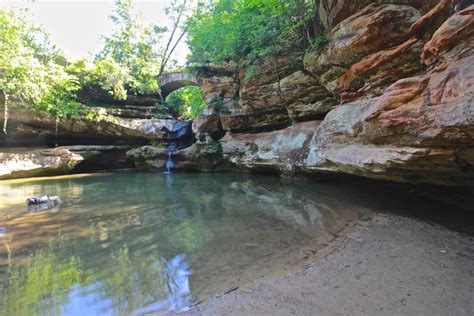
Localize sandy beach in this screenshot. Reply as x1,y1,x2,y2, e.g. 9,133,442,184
189,214,474,315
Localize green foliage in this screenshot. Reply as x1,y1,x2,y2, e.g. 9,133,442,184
149,139,162,147
248,143,258,155
165,86,205,119
0,249,83,315
209,95,223,111
186,0,318,63
208,141,223,154
88,59,128,100
0,7,90,132
0,0,177,129
95,0,166,95
311,34,331,51
153,112,168,119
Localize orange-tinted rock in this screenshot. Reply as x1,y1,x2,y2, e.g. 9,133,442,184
194,6,474,185
311,50,474,185
335,38,424,100
409,0,454,39
306,4,420,92
172,3,474,185
422,5,474,66
318,0,438,30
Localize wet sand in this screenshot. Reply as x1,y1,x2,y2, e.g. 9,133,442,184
188,214,474,315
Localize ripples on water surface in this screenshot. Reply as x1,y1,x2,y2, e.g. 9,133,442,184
0,172,472,315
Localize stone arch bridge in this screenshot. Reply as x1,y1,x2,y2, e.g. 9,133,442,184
157,71,199,100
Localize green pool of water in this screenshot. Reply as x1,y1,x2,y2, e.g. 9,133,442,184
0,172,471,315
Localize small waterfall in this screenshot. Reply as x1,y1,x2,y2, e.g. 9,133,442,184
164,143,177,174
163,120,193,174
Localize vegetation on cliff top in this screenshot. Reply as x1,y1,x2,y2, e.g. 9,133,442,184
0,0,205,130
186,0,320,64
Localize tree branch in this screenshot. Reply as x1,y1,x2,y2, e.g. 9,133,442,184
159,0,188,76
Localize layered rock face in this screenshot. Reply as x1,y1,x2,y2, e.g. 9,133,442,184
0,100,192,147
0,97,193,179
0,146,135,180
150,4,474,186
0,148,83,180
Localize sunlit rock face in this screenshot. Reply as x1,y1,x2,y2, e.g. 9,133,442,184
317,0,439,29
307,6,474,186
0,148,83,180
305,4,421,94
127,143,223,173
192,55,337,134
0,146,134,180
177,5,474,186
220,121,320,174
0,101,192,147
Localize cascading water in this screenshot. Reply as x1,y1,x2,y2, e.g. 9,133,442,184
164,143,176,174
163,120,194,174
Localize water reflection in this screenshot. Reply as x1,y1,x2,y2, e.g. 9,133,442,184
1,173,362,314
131,254,192,315
1,173,470,315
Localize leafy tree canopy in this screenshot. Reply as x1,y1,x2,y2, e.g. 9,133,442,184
95,0,167,96
0,8,84,133
0,0,202,129
165,86,206,119
185,0,318,64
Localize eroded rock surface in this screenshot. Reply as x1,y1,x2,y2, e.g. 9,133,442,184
0,102,193,147
0,148,83,180
127,144,223,172
318,0,439,29
0,146,135,180
157,5,474,186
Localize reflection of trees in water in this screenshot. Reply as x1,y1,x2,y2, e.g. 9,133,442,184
0,249,83,316
0,241,193,315
0,172,382,315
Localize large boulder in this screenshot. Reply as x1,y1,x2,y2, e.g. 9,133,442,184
0,145,135,180
127,144,223,172
220,121,320,174
0,148,83,180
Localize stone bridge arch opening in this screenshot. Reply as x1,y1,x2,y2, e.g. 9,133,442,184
158,71,206,120
158,71,200,100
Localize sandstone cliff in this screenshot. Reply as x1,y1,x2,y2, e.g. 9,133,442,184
133,3,474,186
